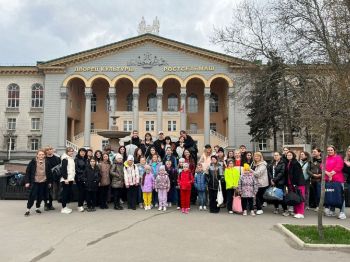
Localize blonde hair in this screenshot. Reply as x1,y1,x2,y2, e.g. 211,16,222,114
254,152,264,163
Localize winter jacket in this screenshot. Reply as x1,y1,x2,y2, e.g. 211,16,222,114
194,172,207,192
224,167,241,189
324,154,345,183
110,163,124,188
99,161,111,186
238,172,258,198
163,154,177,168
154,139,166,159
207,164,223,190
285,159,306,186
75,155,88,183
178,169,194,191
309,157,322,182
268,160,285,188
46,155,61,170
149,161,161,178
299,160,312,181
184,157,196,175
123,162,140,186
141,173,155,193
166,167,178,188
252,161,269,188
25,158,53,184
61,153,75,182
176,145,185,159
84,165,101,192
155,173,170,191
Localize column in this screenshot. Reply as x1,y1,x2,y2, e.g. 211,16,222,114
180,87,187,131
228,87,235,147
58,86,68,151
70,119,75,141
132,88,139,131
204,87,211,145
156,87,163,132
84,87,92,148
108,87,116,129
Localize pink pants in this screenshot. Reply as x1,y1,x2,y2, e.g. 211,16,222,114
294,185,305,215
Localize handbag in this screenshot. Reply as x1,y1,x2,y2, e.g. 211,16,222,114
322,182,344,208
284,174,304,206
232,193,243,213
263,187,284,201
216,180,224,207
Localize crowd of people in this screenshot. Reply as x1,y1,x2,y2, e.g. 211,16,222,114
23,130,350,220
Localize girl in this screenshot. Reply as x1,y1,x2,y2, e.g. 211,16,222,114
124,155,140,210
224,159,241,214
176,158,185,209
94,150,103,164
146,146,158,164
199,144,213,173
59,147,75,214
225,150,235,166
141,132,153,156
194,163,207,210
176,136,185,160
149,153,161,207
110,154,124,210
238,164,258,216
163,147,177,168
155,165,170,211
164,136,172,152
183,149,196,205
84,158,101,212
165,160,178,207
137,156,147,208
98,153,111,209
178,163,193,214
207,155,223,213
245,152,253,167
133,147,143,165
118,146,127,162
75,148,88,212
141,165,155,210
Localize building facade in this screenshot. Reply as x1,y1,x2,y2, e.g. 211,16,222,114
0,33,258,159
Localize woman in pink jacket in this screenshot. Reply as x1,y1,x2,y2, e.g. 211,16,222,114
324,145,346,219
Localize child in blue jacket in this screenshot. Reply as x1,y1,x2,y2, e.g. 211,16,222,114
194,163,207,210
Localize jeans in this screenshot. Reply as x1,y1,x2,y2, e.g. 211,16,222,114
197,190,207,207
26,182,48,209
112,188,122,207
76,182,86,207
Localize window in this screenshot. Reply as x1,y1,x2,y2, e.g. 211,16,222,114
31,118,40,130
190,123,198,133
187,94,198,113
258,139,267,151
123,120,133,131
30,139,39,151
126,93,133,111
91,93,97,112
147,93,157,112
31,83,44,108
167,94,178,111
106,95,110,112
102,140,109,149
7,137,16,151
145,120,155,131
7,118,16,130
7,83,20,108
168,120,177,131
210,123,217,131
210,93,219,112
90,123,95,130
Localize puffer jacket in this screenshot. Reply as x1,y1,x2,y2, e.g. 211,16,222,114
61,153,75,182
207,164,223,190
166,167,178,188
84,165,101,192
268,160,285,188
224,167,241,189
155,173,170,191
178,169,193,190
75,155,88,183
252,161,269,188
141,172,154,193
110,163,124,188
123,161,140,186
194,172,207,192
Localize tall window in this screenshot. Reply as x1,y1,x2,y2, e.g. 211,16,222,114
145,120,155,131
258,139,267,151
31,83,44,108
123,120,133,131
7,83,20,108
7,138,16,151
91,93,97,112
147,93,157,112
168,120,176,131
31,118,40,130
187,94,198,113
210,123,217,131
7,118,16,130
210,93,219,112
126,93,133,111
30,138,39,151
167,94,178,111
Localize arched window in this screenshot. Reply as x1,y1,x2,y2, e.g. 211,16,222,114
167,94,178,111
91,93,97,112
31,83,44,108
126,93,133,111
147,93,157,112
7,83,20,108
187,93,198,113
210,93,219,112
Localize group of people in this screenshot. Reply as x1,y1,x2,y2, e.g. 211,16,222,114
23,130,350,220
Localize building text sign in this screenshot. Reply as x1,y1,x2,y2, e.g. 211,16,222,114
74,65,215,73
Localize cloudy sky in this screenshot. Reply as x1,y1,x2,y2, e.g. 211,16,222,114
0,0,239,65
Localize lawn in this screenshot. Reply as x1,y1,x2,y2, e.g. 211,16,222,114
284,224,350,245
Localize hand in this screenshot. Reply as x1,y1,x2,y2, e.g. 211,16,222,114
48,184,52,188
64,180,69,184
25,183,30,188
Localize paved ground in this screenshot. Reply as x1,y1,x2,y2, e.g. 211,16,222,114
0,200,349,262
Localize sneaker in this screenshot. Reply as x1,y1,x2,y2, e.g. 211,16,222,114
24,211,30,216
139,203,144,209
203,206,207,211
314,207,319,212
199,206,203,211
168,202,172,207
324,208,330,216
256,210,263,215
338,212,347,220
77,206,84,212
144,206,148,210
155,203,158,208
44,206,50,211
251,210,256,216
177,206,181,210
158,207,162,211
185,208,189,214
61,207,72,214
282,211,290,217
181,208,185,213
243,210,247,216
294,214,304,219
273,208,279,214
228,211,234,214
35,209,42,214
49,206,55,211
163,207,167,211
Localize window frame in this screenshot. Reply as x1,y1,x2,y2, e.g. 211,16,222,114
31,83,44,108
7,83,20,108
31,118,40,130
167,94,178,111
7,118,16,130
187,93,198,113
145,120,155,132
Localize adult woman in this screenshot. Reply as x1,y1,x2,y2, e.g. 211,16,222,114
199,144,213,173
268,152,287,215
245,152,253,167
133,147,143,165
84,158,101,212
98,153,111,209
285,151,306,219
343,146,350,211
207,155,223,213
324,146,346,219
94,150,103,164
225,150,234,166
124,155,140,210
251,152,269,215
146,146,158,164
299,151,312,210
309,148,322,210
75,148,88,212
60,147,76,214
141,132,153,156
118,146,127,162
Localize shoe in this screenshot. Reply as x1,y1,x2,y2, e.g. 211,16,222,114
177,206,181,210
199,206,203,211
282,211,290,217
243,210,247,216
155,203,158,208
185,208,189,214
294,214,304,219
273,208,279,214
77,206,84,212
24,211,30,216
163,207,167,211
118,205,124,210
61,207,72,214
35,209,42,214
263,202,267,207
139,203,144,209
44,206,50,211
120,200,124,204
49,206,55,211
251,210,256,216
104,205,109,209
314,207,319,212
158,207,162,211
338,212,347,220
203,206,207,211
256,210,263,215
86,208,92,212
181,208,185,213
92,207,96,212
324,208,330,216
228,211,234,214
114,206,118,210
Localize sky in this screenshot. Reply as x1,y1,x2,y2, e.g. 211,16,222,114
0,0,239,65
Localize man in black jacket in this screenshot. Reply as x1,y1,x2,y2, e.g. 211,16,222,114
180,130,198,164
44,146,61,211
154,131,166,159
24,149,53,216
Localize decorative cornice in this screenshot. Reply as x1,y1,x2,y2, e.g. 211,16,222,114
0,66,42,75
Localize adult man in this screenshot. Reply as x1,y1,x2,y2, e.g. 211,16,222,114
154,131,166,159
180,130,198,164
44,146,61,211
309,148,322,210
125,130,142,156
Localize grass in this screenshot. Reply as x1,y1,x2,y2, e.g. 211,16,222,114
284,224,350,245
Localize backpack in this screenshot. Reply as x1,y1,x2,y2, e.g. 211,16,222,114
51,163,62,182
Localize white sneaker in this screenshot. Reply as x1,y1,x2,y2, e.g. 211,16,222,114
256,210,264,215
139,203,144,209
177,206,180,210
163,207,167,211
155,203,158,208
228,211,234,214
294,214,304,219
314,207,319,212
324,208,330,216
61,207,72,214
250,210,256,216
243,210,247,216
338,212,346,220
199,206,203,211
158,207,162,211
77,206,84,212
168,202,172,207
263,202,267,207
203,206,207,210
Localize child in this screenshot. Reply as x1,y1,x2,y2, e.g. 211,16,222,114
194,163,207,210
110,154,124,210
163,147,177,168
150,154,161,207
155,165,170,211
165,160,178,207
84,158,101,212
123,155,140,210
137,156,147,209
238,163,258,216
141,165,154,210
178,163,194,214
224,159,241,214
176,158,185,210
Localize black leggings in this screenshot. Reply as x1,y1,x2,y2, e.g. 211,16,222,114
208,189,220,213
226,189,235,212
112,188,122,207
86,191,97,208
242,197,254,211
61,181,73,208
127,186,138,209
98,185,109,207
26,182,48,209
76,182,86,207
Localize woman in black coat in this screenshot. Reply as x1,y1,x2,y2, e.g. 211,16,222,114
83,158,101,212
75,148,88,211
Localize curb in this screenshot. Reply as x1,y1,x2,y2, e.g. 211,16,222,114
275,223,350,249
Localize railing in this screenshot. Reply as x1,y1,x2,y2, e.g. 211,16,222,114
210,130,229,147
66,140,79,152
73,129,107,141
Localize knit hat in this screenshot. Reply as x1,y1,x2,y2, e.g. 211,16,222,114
127,155,134,161
159,165,166,171
243,163,250,171
115,153,123,160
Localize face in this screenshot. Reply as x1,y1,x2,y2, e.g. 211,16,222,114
165,138,171,144
347,148,350,157
197,165,203,171
218,151,224,158
37,151,45,160
116,157,123,163
127,160,133,166
246,153,252,160
234,151,241,159
137,149,142,156
145,167,151,174
273,152,281,161
228,161,234,168
79,151,86,157
159,169,165,174
103,154,109,161
96,151,102,158
166,148,172,155
183,166,189,171
68,149,74,157
166,161,172,168
283,147,289,155
327,147,335,156
254,154,261,162
286,152,293,160
87,151,93,157
140,158,146,165
206,147,212,153
46,148,54,156
132,131,138,138
145,134,151,140
214,146,219,152
184,150,190,157
179,161,184,167
120,147,125,153
159,133,164,139
179,137,184,143
228,151,234,158
300,152,306,160
312,149,321,158
90,159,96,167
211,158,217,164
240,146,246,153
152,155,158,162
150,148,156,155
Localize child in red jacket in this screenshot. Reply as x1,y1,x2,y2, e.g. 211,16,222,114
178,163,194,214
